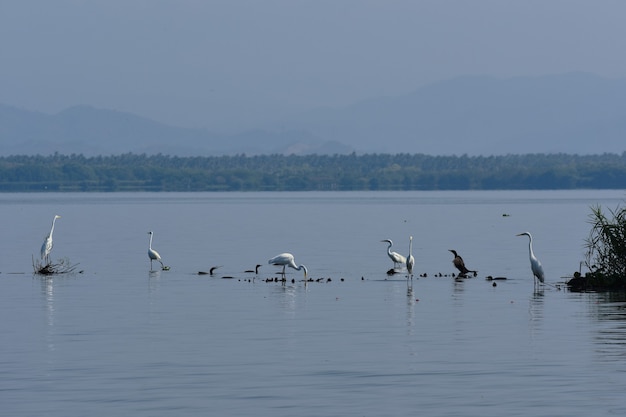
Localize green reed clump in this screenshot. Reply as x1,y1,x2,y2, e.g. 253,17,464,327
573,204,626,291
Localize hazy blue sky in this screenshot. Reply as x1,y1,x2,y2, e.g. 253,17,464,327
2,1,626,132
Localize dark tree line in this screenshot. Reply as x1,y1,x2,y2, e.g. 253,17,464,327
1,152,626,192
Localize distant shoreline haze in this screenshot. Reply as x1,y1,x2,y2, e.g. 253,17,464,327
0,152,625,192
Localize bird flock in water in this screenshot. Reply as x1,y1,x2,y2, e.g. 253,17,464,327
36,214,546,288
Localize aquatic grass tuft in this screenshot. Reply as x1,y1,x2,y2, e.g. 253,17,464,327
569,204,626,291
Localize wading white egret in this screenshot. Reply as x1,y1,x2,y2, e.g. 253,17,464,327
381,239,406,268
517,232,545,286
268,253,307,280
406,236,415,278
41,214,61,264
147,231,164,270
448,249,476,277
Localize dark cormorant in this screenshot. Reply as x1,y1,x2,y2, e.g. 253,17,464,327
448,249,477,278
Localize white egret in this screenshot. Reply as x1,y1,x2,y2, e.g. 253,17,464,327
268,253,308,280
381,239,406,268
41,214,61,264
448,249,477,277
517,232,545,286
147,231,164,270
406,236,415,278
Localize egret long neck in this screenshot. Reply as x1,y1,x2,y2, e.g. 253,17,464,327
49,217,57,238
527,237,535,259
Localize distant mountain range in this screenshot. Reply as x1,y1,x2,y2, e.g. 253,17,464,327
0,104,345,156
2,72,626,156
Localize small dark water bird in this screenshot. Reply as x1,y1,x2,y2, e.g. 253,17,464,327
448,249,477,278
486,276,507,281
197,266,221,275
245,264,262,274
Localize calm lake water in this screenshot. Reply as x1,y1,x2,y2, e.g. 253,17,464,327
2,190,626,416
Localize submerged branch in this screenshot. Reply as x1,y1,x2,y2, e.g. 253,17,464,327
33,256,80,275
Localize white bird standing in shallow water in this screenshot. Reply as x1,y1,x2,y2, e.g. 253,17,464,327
517,232,545,286
41,215,61,264
147,231,164,270
406,236,415,279
268,253,308,281
381,239,406,269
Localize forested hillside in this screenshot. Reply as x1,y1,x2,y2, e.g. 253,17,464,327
1,152,625,192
